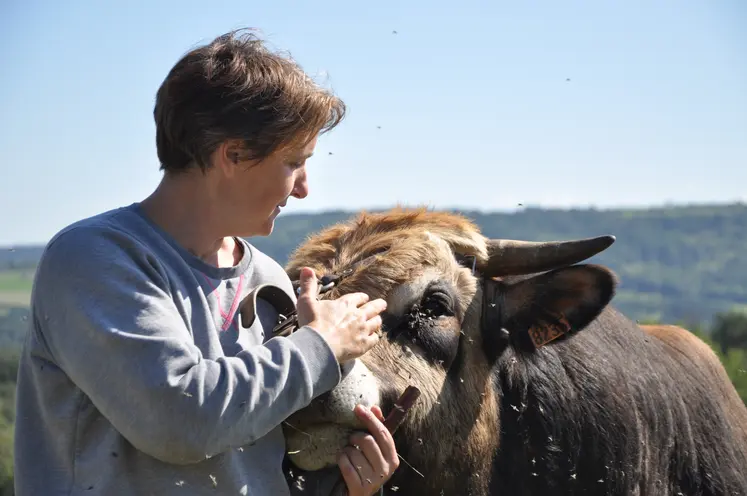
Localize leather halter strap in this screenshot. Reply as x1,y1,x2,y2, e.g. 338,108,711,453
481,277,503,336
239,284,297,332
268,253,384,337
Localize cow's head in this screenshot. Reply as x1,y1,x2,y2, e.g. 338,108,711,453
281,208,617,489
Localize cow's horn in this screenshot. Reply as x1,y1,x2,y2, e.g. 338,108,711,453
481,235,616,277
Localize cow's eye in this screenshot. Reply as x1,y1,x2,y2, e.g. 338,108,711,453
421,290,454,318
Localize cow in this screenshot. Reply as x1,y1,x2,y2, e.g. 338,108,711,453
278,208,747,496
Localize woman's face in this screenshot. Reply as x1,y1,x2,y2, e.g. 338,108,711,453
218,136,316,237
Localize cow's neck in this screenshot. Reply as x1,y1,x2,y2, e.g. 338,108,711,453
385,365,500,495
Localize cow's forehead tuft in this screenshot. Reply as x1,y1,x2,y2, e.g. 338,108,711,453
286,208,489,278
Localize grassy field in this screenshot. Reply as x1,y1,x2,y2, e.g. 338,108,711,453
0,270,33,308
0,292,30,307
0,270,33,291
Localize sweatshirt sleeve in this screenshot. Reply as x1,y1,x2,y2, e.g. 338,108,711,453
34,226,341,465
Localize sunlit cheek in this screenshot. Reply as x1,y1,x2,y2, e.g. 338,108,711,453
364,339,450,420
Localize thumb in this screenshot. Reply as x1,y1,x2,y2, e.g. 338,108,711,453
298,267,318,299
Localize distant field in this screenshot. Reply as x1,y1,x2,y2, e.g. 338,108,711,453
0,270,33,307
0,292,31,307
0,270,34,292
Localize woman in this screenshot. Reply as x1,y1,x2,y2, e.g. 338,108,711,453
13,29,398,495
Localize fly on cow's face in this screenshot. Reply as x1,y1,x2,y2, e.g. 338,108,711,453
386,284,455,336
420,288,455,318
384,281,462,369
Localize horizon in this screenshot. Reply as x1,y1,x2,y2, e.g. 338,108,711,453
1,200,743,250
2,0,745,245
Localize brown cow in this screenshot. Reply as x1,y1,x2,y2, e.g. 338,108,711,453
279,208,747,496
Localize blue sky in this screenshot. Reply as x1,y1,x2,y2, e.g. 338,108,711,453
1,0,745,245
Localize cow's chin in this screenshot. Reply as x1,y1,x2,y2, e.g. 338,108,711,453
284,423,353,471
283,359,382,471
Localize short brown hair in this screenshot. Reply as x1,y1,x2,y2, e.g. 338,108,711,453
153,29,346,173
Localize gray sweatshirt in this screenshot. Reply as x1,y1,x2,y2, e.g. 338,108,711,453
13,203,341,495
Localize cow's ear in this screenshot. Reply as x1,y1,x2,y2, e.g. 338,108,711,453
502,264,617,350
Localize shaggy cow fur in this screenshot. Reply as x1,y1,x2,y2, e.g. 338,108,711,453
280,208,747,496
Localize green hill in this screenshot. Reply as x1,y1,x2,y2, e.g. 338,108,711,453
2,203,746,335
247,203,747,326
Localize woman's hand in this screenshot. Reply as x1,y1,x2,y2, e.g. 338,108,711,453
296,267,387,363
338,405,400,496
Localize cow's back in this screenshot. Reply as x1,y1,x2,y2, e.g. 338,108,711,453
641,324,747,453
491,308,747,496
